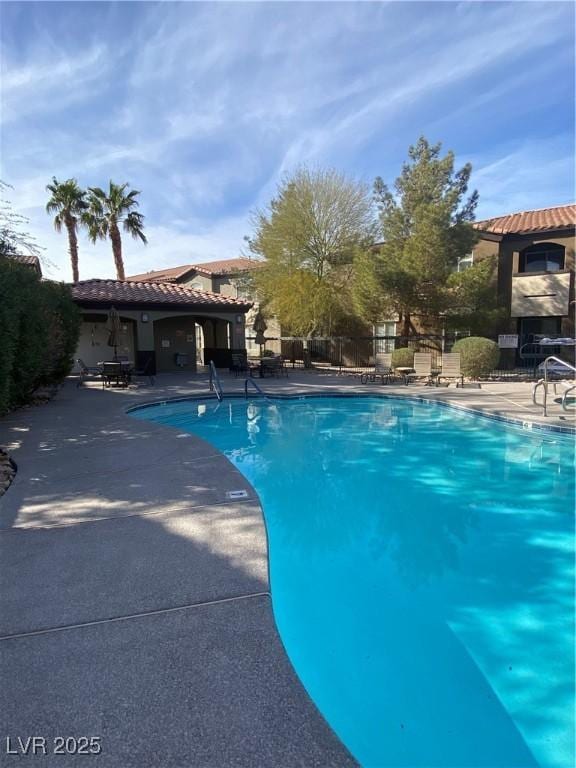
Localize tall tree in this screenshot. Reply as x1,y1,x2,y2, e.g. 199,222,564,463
1,181,43,262
84,181,147,281
248,167,376,336
45,178,87,283
353,137,480,336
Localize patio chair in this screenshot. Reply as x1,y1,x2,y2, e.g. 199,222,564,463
260,355,288,378
361,353,393,384
76,359,103,388
437,353,464,387
405,353,436,386
131,357,155,386
230,351,250,377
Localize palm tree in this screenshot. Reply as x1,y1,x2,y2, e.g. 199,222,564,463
84,181,147,281
45,177,87,283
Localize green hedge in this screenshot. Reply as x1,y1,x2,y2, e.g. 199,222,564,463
391,347,414,369
452,336,500,378
0,258,80,415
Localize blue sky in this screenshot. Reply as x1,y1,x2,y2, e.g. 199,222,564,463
1,1,574,281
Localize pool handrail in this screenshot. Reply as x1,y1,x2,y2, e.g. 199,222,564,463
209,360,224,402
245,377,266,398
532,356,576,416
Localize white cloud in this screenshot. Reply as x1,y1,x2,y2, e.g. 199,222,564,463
1,44,110,124
471,136,575,218
2,0,573,284
21,204,251,282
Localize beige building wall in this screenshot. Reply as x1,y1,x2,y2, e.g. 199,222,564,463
75,307,248,373
181,274,213,292
475,229,575,335
511,272,571,318
75,316,136,370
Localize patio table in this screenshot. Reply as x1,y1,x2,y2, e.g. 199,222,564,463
98,361,134,388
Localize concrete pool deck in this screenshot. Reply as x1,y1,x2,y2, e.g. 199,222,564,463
0,372,573,766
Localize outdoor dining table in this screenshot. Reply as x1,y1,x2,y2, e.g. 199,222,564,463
98,361,134,388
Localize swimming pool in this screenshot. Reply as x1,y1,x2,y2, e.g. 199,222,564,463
130,395,575,768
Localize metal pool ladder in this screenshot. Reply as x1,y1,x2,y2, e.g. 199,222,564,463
532,356,576,416
209,360,224,402
244,377,266,398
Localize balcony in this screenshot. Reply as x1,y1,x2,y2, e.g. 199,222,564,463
511,270,571,317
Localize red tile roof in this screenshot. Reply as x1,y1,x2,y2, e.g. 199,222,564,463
192,257,264,276
474,204,575,235
127,257,264,283
70,279,252,309
126,264,196,283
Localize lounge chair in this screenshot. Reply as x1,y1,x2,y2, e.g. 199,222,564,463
405,353,435,386
76,359,103,388
132,357,155,386
437,353,464,387
361,353,393,384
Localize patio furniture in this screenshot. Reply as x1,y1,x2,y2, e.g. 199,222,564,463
361,353,393,384
405,353,436,386
131,357,155,386
260,355,288,378
76,359,103,388
101,361,133,388
230,351,258,378
437,353,464,387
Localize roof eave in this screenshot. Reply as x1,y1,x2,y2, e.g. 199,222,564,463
72,298,253,312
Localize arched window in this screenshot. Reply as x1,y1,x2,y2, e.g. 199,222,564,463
519,243,565,273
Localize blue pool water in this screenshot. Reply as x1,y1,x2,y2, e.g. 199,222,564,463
131,396,575,768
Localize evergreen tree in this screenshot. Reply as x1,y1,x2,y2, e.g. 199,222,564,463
353,137,483,336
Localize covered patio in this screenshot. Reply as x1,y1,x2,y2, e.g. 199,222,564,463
71,279,252,374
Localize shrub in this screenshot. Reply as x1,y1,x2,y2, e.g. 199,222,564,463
391,347,414,368
452,336,500,378
0,258,80,415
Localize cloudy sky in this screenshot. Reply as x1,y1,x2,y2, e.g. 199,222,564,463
1,1,574,282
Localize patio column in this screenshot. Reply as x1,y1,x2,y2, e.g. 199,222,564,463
135,316,156,373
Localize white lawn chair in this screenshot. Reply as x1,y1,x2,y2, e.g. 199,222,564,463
361,353,393,384
405,353,435,386
437,353,464,387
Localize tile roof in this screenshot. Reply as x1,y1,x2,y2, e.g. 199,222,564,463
474,204,575,235
3,253,42,273
192,257,264,276
70,279,252,308
126,264,196,283
127,257,264,282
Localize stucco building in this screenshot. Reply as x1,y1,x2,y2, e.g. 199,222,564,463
71,279,252,374
128,257,281,355
472,203,575,340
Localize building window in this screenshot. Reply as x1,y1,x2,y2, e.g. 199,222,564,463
456,252,474,272
374,321,396,353
519,243,565,273
519,316,562,340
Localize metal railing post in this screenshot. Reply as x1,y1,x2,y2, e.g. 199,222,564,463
209,360,224,402
532,356,576,416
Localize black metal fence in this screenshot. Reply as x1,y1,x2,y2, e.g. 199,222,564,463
245,334,576,380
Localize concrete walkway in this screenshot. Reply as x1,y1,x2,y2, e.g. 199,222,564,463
0,371,573,766
0,375,358,767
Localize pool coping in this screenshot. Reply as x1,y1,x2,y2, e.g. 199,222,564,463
126,389,576,436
